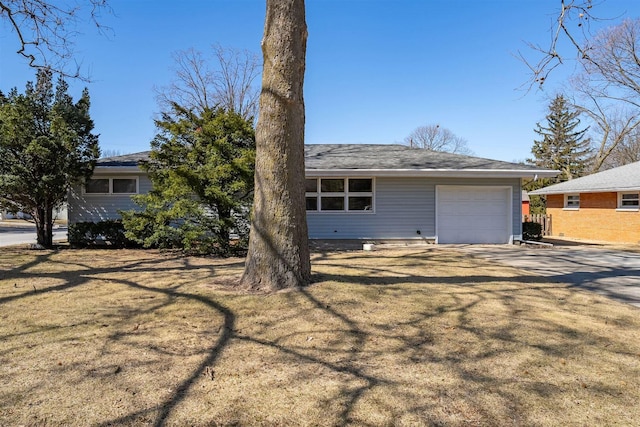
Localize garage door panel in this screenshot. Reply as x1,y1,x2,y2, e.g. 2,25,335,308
437,186,511,244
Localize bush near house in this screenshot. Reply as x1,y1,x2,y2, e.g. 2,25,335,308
68,220,138,248
522,221,543,241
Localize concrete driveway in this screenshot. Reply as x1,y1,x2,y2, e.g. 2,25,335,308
460,244,640,308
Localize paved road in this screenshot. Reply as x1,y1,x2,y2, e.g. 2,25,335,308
0,224,68,247
460,245,640,308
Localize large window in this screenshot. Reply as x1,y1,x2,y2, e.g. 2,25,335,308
618,192,640,209
564,194,580,209
306,178,374,212
84,177,138,195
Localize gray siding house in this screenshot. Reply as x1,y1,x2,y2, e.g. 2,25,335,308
68,144,557,244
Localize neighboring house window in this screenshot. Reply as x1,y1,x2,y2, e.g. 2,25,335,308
618,192,640,209
564,194,580,209
305,178,374,212
84,177,138,195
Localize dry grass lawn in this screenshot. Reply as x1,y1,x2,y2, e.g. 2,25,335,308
1,246,639,426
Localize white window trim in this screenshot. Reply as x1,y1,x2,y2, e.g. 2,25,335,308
83,176,139,195
617,191,640,211
306,177,375,214
564,193,580,210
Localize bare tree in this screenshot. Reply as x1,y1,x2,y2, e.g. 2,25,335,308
404,124,473,155
156,45,260,121
100,149,122,158
0,0,111,79
569,18,640,171
241,0,310,291
594,119,640,169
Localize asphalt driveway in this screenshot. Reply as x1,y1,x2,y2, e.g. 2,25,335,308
460,244,640,308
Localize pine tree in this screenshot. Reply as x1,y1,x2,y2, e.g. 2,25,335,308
525,94,592,214
121,105,255,256
529,94,592,182
0,69,100,247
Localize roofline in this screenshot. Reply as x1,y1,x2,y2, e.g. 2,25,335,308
93,166,143,173
530,186,640,195
94,165,557,179
305,169,559,178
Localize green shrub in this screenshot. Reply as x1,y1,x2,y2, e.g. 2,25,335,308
120,207,249,257
522,221,543,241
68,220,138,248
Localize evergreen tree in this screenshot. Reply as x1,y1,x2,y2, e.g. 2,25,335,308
121,104,255,256
525,94,592,213
0,69,100,247
529,94,592,181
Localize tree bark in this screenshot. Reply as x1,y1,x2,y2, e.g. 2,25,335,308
35,206,46,246
241,0,310,291
35,203,54,247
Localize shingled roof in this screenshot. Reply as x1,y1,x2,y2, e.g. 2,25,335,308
529,161,640,195
95,144,557,178
303,144,557,178
96,151,151,167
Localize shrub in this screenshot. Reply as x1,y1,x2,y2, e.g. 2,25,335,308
120,207,250,257
522,221,543,241
68,220,138,248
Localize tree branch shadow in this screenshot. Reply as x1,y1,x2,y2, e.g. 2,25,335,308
2,247,640,425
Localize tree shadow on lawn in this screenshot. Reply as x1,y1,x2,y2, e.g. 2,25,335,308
0,248,241,426
1,247,639,426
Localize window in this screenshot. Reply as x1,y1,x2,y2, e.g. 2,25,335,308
84,177,138,195
619,192,640,209
305,178,374,212
85,178,109,194
113,178,137,194
565,194,580,209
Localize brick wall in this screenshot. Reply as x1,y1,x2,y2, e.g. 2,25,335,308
546,192,640,243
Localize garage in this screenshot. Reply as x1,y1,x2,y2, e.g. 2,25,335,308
436,186,512,244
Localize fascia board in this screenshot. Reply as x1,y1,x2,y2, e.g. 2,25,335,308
93,166,143,174
304,169,560,179
530,186,640,195
94,165,559,180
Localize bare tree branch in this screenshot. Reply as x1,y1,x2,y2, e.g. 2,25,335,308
404,124,473,155
155,44,261,121
0,0,112,80
568,18,640,170
520,0,607,90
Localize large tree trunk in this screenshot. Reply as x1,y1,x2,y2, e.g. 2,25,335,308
241,0,310,291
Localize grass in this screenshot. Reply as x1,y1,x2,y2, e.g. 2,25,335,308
1,247,639,426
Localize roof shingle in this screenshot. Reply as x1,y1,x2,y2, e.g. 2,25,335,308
96,144,556,176
529,161,640,195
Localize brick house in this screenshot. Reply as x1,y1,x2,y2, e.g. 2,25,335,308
529,161,640,244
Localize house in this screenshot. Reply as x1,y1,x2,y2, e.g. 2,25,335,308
529,160,640,243
68,144,557,244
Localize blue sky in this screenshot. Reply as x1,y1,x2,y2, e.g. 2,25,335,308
1,0,639,162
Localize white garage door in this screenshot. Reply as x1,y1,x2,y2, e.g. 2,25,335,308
436,186,511,244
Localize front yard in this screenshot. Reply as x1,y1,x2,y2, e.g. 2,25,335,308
1,247,639,426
